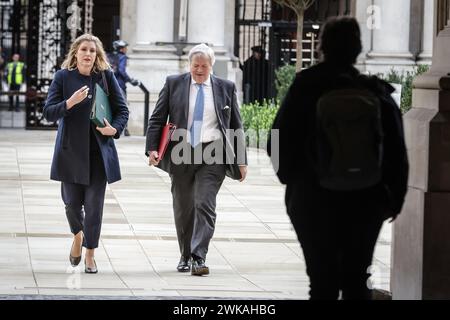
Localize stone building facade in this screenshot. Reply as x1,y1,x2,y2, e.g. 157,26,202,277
120,0,435,134
121,0,239,134
356,0,434,74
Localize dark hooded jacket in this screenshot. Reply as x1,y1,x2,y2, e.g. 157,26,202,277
268,62,409,218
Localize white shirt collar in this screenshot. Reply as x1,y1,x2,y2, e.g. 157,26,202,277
191,75,211,87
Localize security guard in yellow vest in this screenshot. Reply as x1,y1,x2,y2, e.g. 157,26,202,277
6,53,25,111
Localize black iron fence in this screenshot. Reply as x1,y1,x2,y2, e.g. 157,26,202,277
0,0,92,129
235,0,274,104
234,0,353,104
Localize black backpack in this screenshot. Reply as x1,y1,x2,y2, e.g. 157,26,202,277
313,76,384,191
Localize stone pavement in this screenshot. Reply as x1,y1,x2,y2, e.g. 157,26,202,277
0,129,392,299
0,108,26,128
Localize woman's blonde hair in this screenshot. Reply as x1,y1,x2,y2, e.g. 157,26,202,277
61,34,110,72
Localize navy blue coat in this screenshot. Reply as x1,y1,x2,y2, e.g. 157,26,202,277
43,68,129,185
115,53,132,93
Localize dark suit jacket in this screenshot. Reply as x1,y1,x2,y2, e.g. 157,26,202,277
44,68,129,185
145,72,247,178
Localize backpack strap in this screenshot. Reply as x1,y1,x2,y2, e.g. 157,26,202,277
101,71,110,96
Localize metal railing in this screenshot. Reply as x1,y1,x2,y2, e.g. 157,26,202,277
138,82,150,136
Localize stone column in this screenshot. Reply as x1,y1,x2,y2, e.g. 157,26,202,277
120,0,180,135
418,0,435,62
366,0,415,73
122,0,178,92
354,0,374,71
135,0,174,44
187,0,225,46
223,0,242,92
186,0,240,83
120,0,137,51
392,0,450,300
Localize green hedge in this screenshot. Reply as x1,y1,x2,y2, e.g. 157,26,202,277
240,65,430,150
382,65,430,114
240,100,279,149
237,64,293,149
275,64,296,104
274,63,430,114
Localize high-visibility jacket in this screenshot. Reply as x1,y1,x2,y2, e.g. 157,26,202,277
6,61,25,85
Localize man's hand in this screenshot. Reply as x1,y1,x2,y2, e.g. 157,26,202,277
96,118,117,136
67,85,89,109
130,79,140,86
149,151,160,166
238,165,247,182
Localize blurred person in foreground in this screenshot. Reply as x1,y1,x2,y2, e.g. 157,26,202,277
268,17,408,300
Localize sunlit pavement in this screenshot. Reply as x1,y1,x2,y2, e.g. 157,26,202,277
0,129,392,299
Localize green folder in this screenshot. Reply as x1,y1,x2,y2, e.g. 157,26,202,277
90,83,112,128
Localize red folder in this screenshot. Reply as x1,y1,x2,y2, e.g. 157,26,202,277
158,123,176,160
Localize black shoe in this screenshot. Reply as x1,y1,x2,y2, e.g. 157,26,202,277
15,108,20,112
69,240,82,267
177,256,191,272
191,258,209,276
85,258,98,274
124,128,130,136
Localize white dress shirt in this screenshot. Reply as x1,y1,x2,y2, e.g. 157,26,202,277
188,76,222,144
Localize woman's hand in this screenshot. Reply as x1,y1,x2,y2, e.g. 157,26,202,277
66,85,89,109
96,118,117,136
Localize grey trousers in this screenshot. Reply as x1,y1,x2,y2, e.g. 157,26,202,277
170,162,226,260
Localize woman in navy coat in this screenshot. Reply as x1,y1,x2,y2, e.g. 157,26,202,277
43,34,129,273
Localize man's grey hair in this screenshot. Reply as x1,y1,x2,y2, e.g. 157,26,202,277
188,43,215,66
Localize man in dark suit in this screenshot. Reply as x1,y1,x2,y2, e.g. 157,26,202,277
145,43,247,276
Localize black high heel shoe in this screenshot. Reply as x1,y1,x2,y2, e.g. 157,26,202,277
85,258,98,274
69,239,83,267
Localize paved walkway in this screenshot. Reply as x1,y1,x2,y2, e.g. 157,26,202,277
0,129,392,299
0,108,26,128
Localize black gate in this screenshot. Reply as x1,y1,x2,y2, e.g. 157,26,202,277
0,0,28,127
0,0,26,58
235,0,274,104
26,0,93,129
235,0,354,104
0,0,93,129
